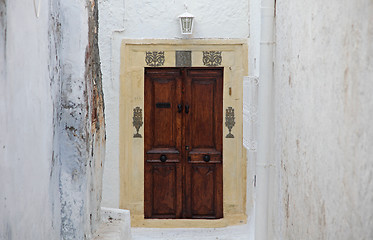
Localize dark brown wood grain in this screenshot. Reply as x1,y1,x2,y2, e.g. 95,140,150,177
144,67,223,219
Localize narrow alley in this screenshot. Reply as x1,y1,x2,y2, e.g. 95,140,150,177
1,0,372,239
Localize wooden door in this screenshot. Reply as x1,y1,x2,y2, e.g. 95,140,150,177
183,68,223,219
144,68,183,219
144,67,223,219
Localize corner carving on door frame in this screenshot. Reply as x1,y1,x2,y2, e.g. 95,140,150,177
225,107,235,138
145,51,165,67
133,107,143,138
203,51,222,66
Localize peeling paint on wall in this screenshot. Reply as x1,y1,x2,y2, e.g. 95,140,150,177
58,0,105,238
48,0,63,238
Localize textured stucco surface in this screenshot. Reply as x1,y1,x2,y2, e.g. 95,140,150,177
0,0,57,238
98,0,250,209
98,0,125,208
123,0,249,39
273,0,373,239
0,0,105,239
58,0,105,238
246,0,260,222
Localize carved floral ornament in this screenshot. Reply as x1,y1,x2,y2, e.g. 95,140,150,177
203,51,222,66
145,51,165,67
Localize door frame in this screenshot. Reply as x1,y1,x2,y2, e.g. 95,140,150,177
119,39,248,227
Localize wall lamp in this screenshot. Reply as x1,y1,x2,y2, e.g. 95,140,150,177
178,5,195,35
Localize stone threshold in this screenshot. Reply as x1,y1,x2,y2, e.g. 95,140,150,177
131,214,247,228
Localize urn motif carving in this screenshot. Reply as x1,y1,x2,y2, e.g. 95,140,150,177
225,107,235,138
133,107,143,138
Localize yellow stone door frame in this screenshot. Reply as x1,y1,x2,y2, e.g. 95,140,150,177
119,39,248,227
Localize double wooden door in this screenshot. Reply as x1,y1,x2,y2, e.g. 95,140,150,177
144,67,223,219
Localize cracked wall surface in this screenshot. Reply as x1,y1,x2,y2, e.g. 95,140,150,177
273,0,373,239
0,0,105,239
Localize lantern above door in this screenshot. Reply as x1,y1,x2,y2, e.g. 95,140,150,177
178,6,195,35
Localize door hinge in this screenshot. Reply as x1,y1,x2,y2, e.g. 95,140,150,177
254,175,257,187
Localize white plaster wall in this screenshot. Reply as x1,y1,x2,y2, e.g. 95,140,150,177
123,0,250,39
0,0,58,238
248,0,260,77
273,0,373,239
98,0,125,208
0,0,105,239
99,0,250,208
245,0,261,222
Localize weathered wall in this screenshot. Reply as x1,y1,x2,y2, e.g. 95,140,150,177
273,0,373,239
98,0,250,209
0,0,105,239
58,0,105,238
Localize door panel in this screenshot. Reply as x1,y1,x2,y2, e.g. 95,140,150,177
144,68,182,218
144,67,223,219
145,68,182,153
184,68,223,219
191,165,215,217
153,79,176,147
191,79,215,148
151,164,180,217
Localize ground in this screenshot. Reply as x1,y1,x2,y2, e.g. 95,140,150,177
131,223,254,240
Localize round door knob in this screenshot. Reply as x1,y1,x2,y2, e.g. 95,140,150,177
160,155,167,162
203,155,210,162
